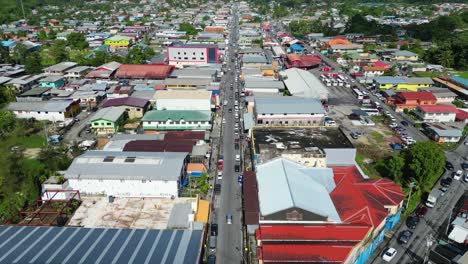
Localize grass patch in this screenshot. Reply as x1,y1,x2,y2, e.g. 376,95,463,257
15,135,46,148
370,115,385,125
402,189,422,216
370,131,385,144
356,153,382,179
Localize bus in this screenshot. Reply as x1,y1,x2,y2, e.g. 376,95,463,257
353,88,364,100
360,108,380,116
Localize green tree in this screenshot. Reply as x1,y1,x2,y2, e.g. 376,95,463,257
38,30,48,41
405,142,445,192
436,49,454,68
202,15,210,21
386,156,405,183
0,110,15,136
66,32,89,50
179,23,198,35
0,84,17,103
0,44,9,63
12,43,28,65
50,40,68,63
24,52,42,74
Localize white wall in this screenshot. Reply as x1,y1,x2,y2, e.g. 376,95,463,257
168,47,207,65
68,179,179,198
156,99,211,111
418,112,456,122
13,110,66,122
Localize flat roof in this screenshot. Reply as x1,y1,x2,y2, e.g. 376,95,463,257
0,225,203,264
156,90,212,100
69,196,199,229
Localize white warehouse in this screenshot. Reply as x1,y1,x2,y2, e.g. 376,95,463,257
64,151,188,198
155,90,213,111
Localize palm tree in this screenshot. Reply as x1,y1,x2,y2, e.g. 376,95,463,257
436,49,454,68
1,84,18,103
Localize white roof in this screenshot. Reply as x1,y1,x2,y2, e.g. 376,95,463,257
256,158,341,222
155,90,212,100
282,68,329,100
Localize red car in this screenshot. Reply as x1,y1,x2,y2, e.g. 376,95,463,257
416,206,428,218
217,164,223,171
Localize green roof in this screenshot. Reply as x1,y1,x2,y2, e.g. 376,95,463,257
142,110,212,122
347,53,378,59
20,87,51,96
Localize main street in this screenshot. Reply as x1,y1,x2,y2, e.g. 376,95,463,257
215,4,243,263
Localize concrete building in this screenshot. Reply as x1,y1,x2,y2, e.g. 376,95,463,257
142,110,212,131
415,105,458,123
155,90,213,111
101,97,150,119
167,44,219,66
374,77,434,91
90,107,126,135
254,97,326,126
65,151,188,198
5,100,80,122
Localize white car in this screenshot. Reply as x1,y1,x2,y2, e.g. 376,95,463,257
454,170,463,181
222,118,226,124
217,171,223,180
389,123,397,128
382,247,397,262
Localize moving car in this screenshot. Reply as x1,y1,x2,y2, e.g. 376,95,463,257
406,216,419,229
226,213,233,224
382,247,397,262
397,230,413,244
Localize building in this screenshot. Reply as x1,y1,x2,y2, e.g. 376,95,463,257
104,35,132,51
243,78,285,94
425,123,463,143
90,107,126,135
242,55,269,68
115,64,174,80
64,151,188,198
167,43,218,66
374,77,434,91
254,97,326,126
65,66,92,79
86,61,121,79
0,226,203,264
39,75,65,88
43,62,77,75
393,91,437,112
5,100,80,122
362,66,387,77
284,54,321,69
415,105,458,123
102,97,150,119
389,50,419,62
164,78,212,89
282,68,329,101
420,88,457,105
7,74,43,93
155,90,213,111
142,110,212,132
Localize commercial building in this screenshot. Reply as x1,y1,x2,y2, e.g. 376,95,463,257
167,43,219,66
90,107,126,135
393,91,437,112
155,90,213,111
142,110,212,131
254,97,326,126
102,97,150,119
415,105,458,123
64,151,188,198
284,54,321,69
115,64,174,80
374,77,434,91
5,100,80,122
243,78,285,94
281,68,329,101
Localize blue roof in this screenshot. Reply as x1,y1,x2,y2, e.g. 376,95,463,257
1,40,16,47
374,76,406,84
0,225,203,264
451,76,468,88
290,43,304,51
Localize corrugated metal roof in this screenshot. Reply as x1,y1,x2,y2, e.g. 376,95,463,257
255,97,326,115
65,151,187,181
6,100,73,112
167,203,192,229
102,97,149,108
155,90,212,100
282,68,329,100
0,226,202,264
258,224,370,242
256,158,341,222
115,64,174,79
44,61,77,72
142,110,212,122
244,79,285,89
90,107,126,122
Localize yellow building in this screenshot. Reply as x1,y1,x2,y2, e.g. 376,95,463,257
375,77,434,91
104,35,132,49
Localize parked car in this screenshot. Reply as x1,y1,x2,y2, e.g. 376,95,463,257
441,177,453,187
210,224,218,236
406,216,419,229
226,213,233,224
416,206,428,218
401,120,409,126
446,161,454,170
453,170,463,180
217,171,223,180
464,173,468,183
440,187,448,196
397,230,414,244
382,247,397,262
462,163,468,171
207,255,216,264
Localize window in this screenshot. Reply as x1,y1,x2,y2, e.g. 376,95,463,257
193,52,195,55
137,108,141,111
184,57,188,60
183,52,186,55
120,179,125,182
94,122,99,126
103,156,115,162
178,52,180,55
192,57,196,60
200,57,205,60
45,111,48,114
125,157,136,163
107,122,111,126
37,111,41,114
201,52,204,55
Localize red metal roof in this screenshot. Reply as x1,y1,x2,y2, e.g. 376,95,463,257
122,140,194,152
115,64,174,79
418,105,458,113
164,131,205,141
243,171,259,225
397,91,436,102
285,54,322,69
456,109,468,121
258,224,370,242
102,96,149,108
260,244,355,263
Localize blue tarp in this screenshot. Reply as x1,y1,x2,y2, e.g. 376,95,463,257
290,43,304,52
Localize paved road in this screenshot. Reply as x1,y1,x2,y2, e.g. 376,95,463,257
371,143,468,264
63,110,95,143
215,5,244,264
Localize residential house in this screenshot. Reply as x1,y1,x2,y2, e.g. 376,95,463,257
90,107,126,135
420,88,457,105
142,110,212,132
254,97,326,126
39,75,65,89
65,66,93,79
101,97,150,119
425,123,463,143
69,90,105,109
388,50,419,62
44,62,78,75
393,91,437,112
7,75,43,92
64,151,188,198
374,77,434,91
155,90,213,111
5,100,80,122
415,105,458,123
85,61,121,79
167,43,219,66
362,66,387,77
16,87,51,102
104,35,132,51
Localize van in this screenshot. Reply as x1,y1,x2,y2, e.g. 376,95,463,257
235,154,240,161
209,236,217,253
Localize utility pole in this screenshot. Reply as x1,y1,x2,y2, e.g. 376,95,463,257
19,0,26,21
445,206,454,236
406,181,416,210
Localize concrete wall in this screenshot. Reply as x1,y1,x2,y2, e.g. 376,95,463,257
12,110,66,122
156,99,211,111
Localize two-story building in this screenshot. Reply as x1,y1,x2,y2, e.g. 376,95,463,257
90,107,126,135
415,105,458,123
142,110,212,132
101,97,150,119
388,50,419,62
155,90,213,111
104,35,132,51
65,66,93,79
167,43,219,66
374,77,434,91
393,91,437,112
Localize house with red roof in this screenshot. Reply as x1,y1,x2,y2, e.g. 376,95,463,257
415,105,458,123
393,91,437,112
102,96,150,118
284,54,322,69
253,158,404,264
115,64,174,80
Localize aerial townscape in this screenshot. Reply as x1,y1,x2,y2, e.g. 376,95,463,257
0,0,468,263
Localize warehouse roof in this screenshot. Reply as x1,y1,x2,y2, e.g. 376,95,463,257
65,151,188,181
115,64,174,79
242,55,268,64
142,110,212,122
258,224,370,242
156,90,211,100
44,61,77,72
255,97,326,115
164,78,212,86
102,97,149,108
244,79,285,89
256,158,341,222
0,225,202,264
282,68,329,100
5,100,74,112
90,107,126,122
